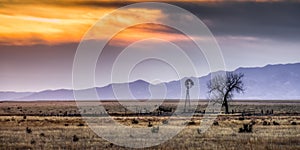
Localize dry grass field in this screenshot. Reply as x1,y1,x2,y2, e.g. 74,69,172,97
0,100,299,149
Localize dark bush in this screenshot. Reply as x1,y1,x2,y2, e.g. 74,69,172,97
151,126,159,133
213,121,219,126
239,124,253,133
40,133,45,137
262,121,270,126
238,117,245,120
64,123,69,126
73,135,79,142
197,128,202,134
273,121,280,126
18,119,25,124
148,122,153,127
162,120,168,125
291,121,297,125
132,119,139,124
77,123,84,126
23,115,27,120
186,121,196,126
250,120,256,125
30,139,36,145
239,128,244,133
26,127,32,134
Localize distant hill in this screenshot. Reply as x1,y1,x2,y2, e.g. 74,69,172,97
0,91,33,100
20,89,74,100
234,63,300,99
1,63,300,100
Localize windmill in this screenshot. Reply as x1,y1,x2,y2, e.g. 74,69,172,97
184,79,194,112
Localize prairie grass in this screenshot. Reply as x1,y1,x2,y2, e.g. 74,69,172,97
0,101,299,149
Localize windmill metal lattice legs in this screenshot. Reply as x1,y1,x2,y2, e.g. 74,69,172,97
184,88,191,112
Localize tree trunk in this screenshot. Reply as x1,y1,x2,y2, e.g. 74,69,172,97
223,91,230,114
223,98,229,114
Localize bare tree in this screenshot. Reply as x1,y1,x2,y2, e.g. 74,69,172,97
207,72,245,114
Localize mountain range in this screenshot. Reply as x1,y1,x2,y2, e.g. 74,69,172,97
1,63,300,101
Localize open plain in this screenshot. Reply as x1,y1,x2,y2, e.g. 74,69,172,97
0,100,299,149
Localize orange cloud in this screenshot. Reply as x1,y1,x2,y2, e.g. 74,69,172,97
107,24,192,47
2,0,265,46
0,2,114,45
0,1,206,46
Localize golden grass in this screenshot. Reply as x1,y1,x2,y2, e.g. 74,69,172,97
0,115,299,149
0,101,299,149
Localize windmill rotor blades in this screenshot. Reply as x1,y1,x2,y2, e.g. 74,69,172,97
185,79,194,88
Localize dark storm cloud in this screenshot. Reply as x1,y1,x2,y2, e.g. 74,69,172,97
164,1,300,41
73,0,300,42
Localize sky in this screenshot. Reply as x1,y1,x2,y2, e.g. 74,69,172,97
0,0,300,92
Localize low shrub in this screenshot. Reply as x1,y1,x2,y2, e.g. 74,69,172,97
213,121,219,126
30,139,36,145
77,123,84,126
162,120,168,125
151,126,159,133
132,119,139,124
186,121,196,126
273,121,280,126
26,127,32,134
291,121,297,125
73,135,79,142
239,124,253,133
197,128,202,134
238,117,245,120
262,121,270,126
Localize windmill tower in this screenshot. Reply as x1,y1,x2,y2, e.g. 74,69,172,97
184,79,194,112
